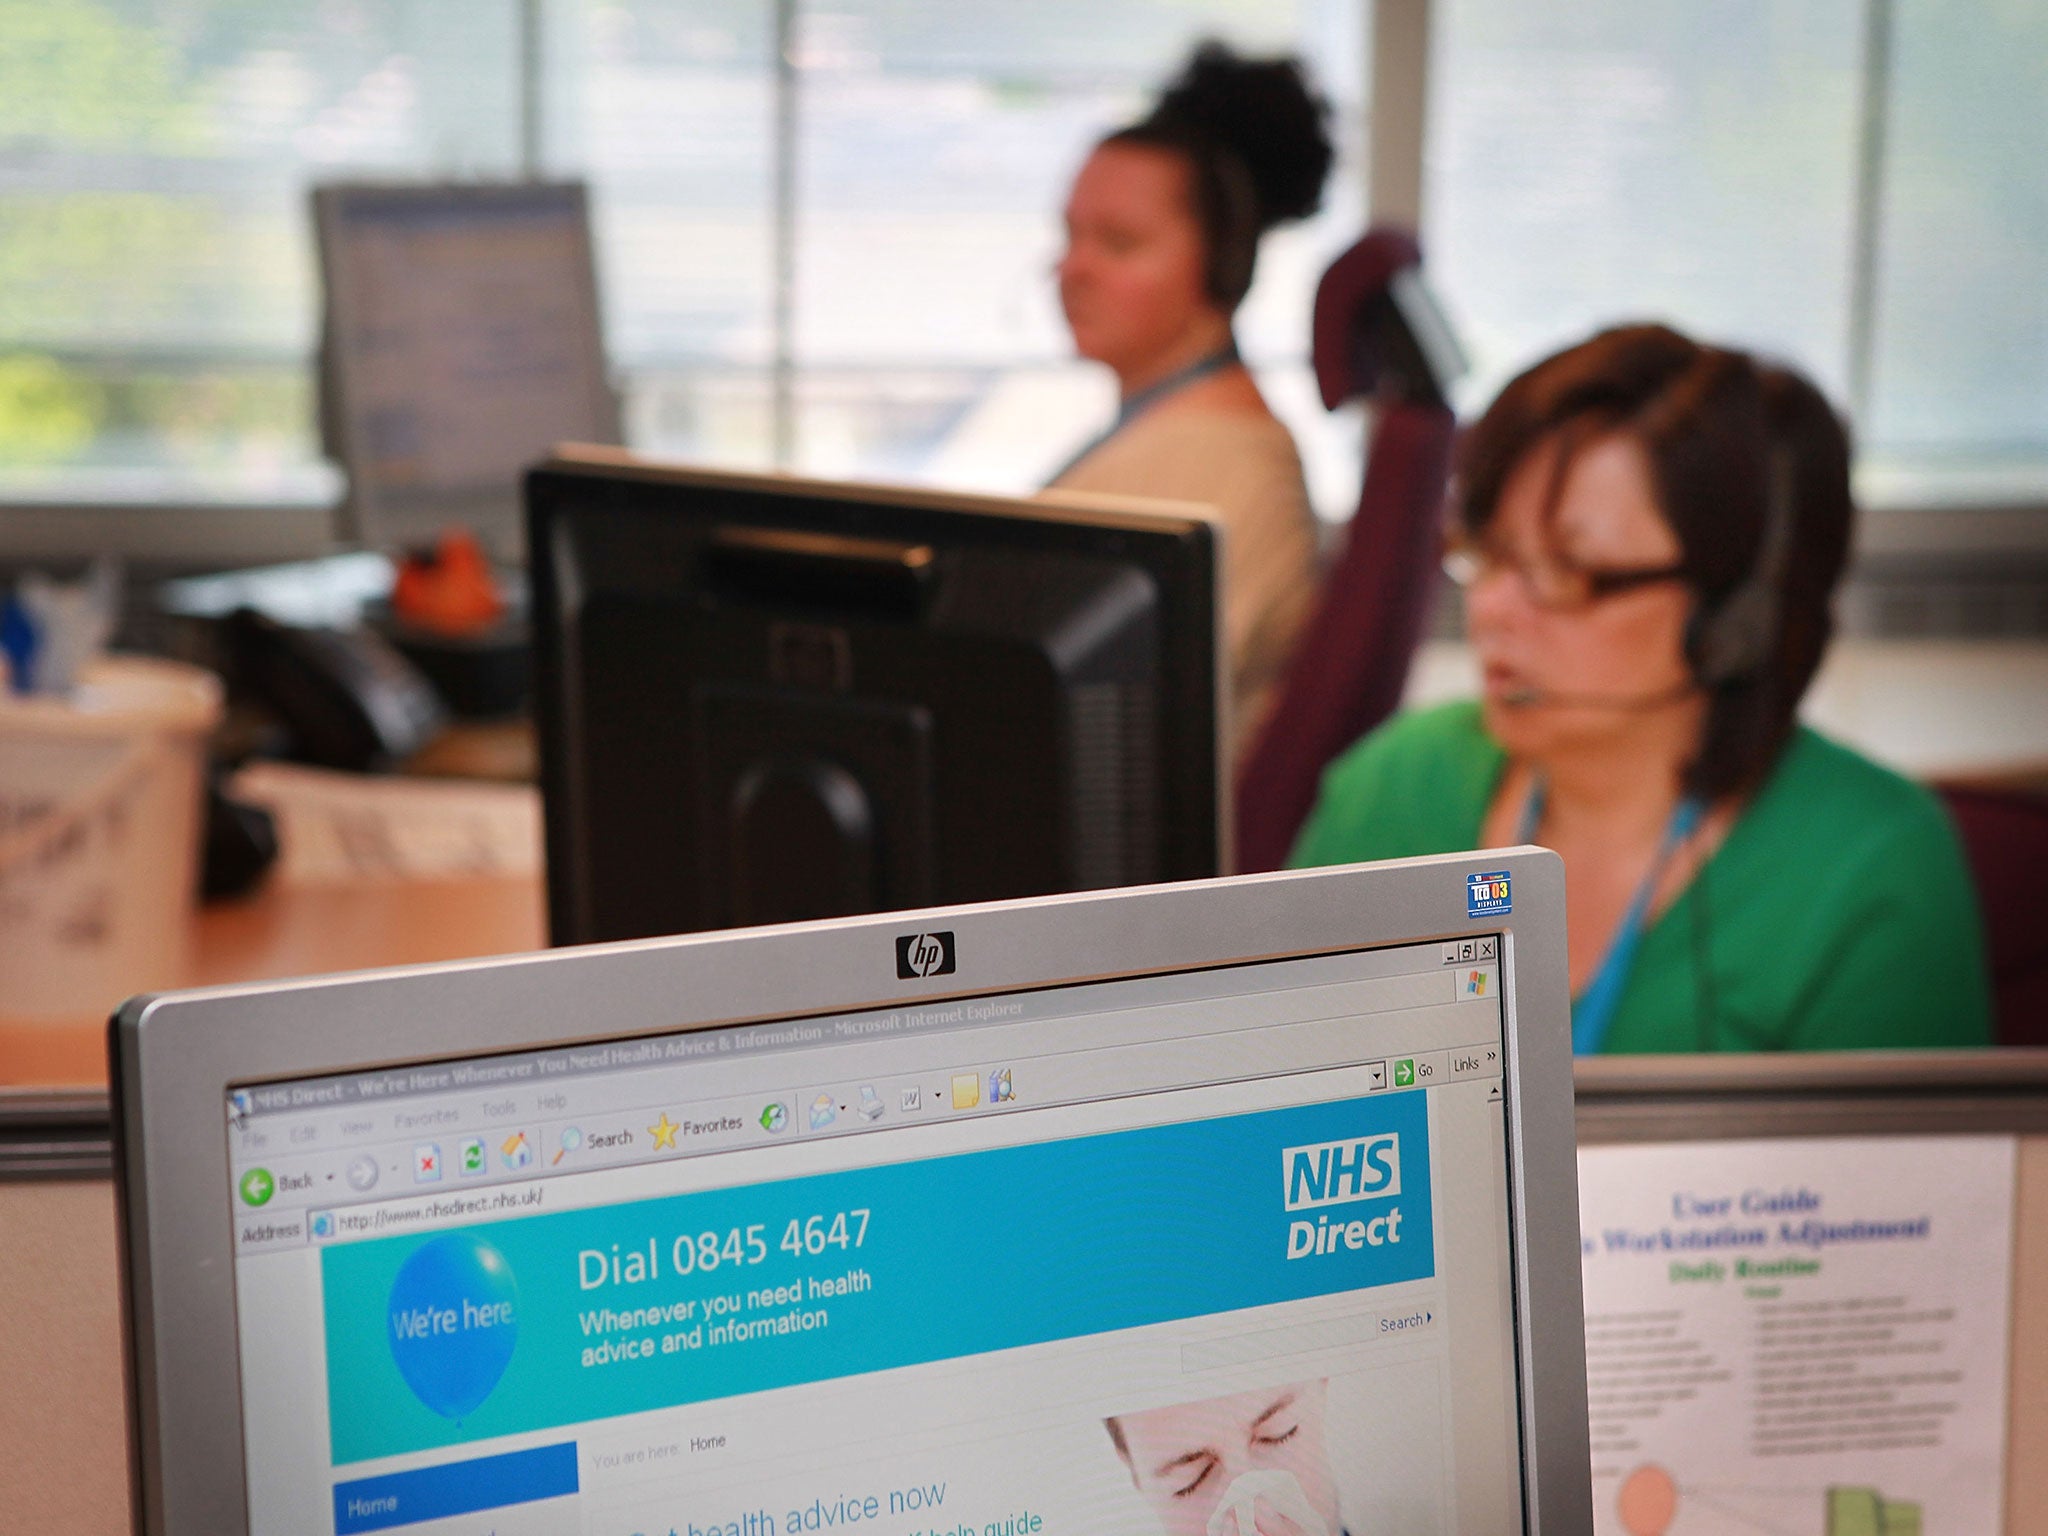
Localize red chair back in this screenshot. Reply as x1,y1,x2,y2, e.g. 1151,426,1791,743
1939,783,2048,1046
1233,230,1457,872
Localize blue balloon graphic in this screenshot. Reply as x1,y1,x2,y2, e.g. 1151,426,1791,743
386,1233,519,1420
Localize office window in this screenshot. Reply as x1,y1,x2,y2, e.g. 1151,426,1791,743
0,0,522,501
1424,0,2048,503
539,1,778,467
1863,0,2048,494
1,0,1365,518
1424,3,1865,409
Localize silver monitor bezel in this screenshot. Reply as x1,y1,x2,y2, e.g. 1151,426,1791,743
112,848,1588,1533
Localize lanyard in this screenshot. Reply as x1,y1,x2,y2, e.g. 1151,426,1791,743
1516,782,1706,1056
1044,339,1242,485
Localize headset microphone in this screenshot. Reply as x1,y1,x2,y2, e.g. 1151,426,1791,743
1499,681,1695,711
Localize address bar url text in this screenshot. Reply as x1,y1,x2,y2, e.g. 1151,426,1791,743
314,1185,545,1239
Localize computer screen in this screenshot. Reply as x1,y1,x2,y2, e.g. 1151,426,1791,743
315,182,619,560
227,941,1518,1533
112,852,1590,1532
528,452,1222,944
1573,1053,2048,1536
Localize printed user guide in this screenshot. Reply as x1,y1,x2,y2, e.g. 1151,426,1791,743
1576,1136,2016,1536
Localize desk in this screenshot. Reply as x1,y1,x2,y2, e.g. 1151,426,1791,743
8,639,2043,1088
0,874,544,1088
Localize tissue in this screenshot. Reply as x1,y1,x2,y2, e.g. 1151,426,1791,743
1205,1469,1331,1536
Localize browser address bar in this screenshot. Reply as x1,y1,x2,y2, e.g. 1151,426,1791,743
310,1181,552,1242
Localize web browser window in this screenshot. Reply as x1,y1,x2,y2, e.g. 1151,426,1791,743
226,938,1520,1535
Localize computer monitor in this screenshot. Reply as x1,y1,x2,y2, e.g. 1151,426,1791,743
111,850,1592,1532
1573,1052,2048,1535
527,450,1224,945
314,181,620,561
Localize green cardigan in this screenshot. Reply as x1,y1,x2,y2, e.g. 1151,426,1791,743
1289,703,1991,1053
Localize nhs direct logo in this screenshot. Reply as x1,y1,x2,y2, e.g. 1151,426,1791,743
1284,1135,1401,1209
1283,1134,1407,1260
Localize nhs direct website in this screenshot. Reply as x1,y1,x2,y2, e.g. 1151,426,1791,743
225,939,1522,1535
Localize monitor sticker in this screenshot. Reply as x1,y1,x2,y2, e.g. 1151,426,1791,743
1466,871,1511,919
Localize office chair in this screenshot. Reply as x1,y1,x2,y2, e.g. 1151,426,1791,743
1234,229,1462,872
1938,782,2048,1047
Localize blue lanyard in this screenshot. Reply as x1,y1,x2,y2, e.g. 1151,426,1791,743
1044,339,1241,485
1516,783,1706,1055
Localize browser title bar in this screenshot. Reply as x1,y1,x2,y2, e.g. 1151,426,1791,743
234,942,1459,1118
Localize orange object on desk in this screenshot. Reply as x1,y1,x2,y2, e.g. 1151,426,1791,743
0,873,545,1087
391,527,506,634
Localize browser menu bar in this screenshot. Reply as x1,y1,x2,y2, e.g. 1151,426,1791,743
229,1021,1505,1252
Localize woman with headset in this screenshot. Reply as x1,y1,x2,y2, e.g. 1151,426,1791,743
1291,325,1990,1052
1051,43,1332,745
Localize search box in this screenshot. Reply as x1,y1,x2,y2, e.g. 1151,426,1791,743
1181,1310,1389,1373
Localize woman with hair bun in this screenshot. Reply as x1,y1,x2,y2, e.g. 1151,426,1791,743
1051,42,1335,744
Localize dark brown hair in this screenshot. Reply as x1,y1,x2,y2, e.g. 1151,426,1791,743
1105,41,1334,309
1457,324,1855,801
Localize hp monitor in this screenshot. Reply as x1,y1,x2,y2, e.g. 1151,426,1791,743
528,451,1223,944
113,849,1591,1532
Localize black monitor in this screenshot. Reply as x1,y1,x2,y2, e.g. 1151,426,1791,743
527,449,1222,944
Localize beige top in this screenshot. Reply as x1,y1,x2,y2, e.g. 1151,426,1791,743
1051,407,1319,746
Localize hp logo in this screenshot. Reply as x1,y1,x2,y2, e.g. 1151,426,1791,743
895,931,956,979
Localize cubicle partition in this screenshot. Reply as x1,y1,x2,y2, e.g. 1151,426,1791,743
1577,1054,2048,1536
8,1057,2044,1534
0,1090,126,1535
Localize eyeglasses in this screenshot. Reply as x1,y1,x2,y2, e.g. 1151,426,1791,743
1442,535,1689,613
